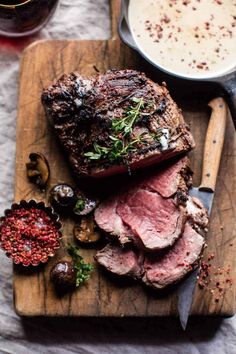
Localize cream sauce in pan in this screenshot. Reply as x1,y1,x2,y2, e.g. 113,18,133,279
128,0,236,78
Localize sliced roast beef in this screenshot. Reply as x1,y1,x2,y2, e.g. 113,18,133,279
94,196,133,244
138,156,192,198
142,222,204,289
94,154,208,289
95,244,143,279
95,156,191,251
42,70,195,178
95,222,205,289
116,189,186,250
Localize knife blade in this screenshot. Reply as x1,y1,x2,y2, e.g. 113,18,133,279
177,97,228,330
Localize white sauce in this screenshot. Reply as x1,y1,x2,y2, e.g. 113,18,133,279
128,0,236,78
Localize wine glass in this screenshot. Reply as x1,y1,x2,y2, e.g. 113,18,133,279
0,0,59,37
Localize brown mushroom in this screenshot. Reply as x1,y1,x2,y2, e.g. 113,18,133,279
49,184,76,213
26,152,50,189
73,215,101,244
50,261,76,291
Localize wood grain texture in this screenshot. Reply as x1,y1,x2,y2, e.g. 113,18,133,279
13,0,236,317
200,98,227,192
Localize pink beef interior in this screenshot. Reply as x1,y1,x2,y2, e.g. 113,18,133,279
95,244,142,278
94,156,208,289
94,196,133,244
143,222,204,289
95,222,205,289
140,157,188,198
117,189,186,250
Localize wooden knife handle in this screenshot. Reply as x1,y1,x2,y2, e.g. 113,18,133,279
199,97,227,192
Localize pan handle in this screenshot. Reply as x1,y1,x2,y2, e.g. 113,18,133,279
217,71,236,129
118,0,138,50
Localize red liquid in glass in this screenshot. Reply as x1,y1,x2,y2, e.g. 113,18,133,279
0,0,59,37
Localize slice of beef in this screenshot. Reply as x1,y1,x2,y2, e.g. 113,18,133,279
94,156,208,288
142,222,205,289
94,196,133,244
95,156,191,250
116,189,186,250
139,156,192,198
42,69,195,178
95,222,205,289
95,244,143,279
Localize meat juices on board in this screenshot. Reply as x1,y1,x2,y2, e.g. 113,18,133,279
128,0,236,78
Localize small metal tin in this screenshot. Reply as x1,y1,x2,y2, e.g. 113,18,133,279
0,199,62,267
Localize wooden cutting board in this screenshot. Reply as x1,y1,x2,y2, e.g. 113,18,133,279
14,0,236,317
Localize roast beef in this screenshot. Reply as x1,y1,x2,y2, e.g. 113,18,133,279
116,189,186,250
95,157,191,250
142,222,205,289
95,244,143,279
138,156,192,198
94,155,208,289
93,196,133,245
95,222,205,289
41,70,195,178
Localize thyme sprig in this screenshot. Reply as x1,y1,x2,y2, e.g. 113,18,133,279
111,97,144,137
84,97,148,163
84,135,144,162
67,245,93,287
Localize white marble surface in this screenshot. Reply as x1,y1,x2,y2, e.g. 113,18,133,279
0,1,235,353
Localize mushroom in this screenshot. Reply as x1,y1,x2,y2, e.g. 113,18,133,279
49,184,77,213
50,245,93,292
73,215,101,244
26,152,50,189
50,261,76,291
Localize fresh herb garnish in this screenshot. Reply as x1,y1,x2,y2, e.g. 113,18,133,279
84,97,149,163
67,245,93,287
85,135,144,163
73,199,86,214
111,97,144,137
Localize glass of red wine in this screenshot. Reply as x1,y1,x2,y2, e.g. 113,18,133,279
0,0,59,37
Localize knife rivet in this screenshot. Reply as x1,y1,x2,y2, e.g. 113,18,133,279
206,173,210,177
213,140,216,144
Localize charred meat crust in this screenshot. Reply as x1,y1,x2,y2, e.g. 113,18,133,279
42,69,195,177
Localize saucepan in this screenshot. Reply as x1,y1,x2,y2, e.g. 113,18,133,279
118,0,236,129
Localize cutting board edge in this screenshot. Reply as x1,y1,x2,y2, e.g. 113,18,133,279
14,305,236,318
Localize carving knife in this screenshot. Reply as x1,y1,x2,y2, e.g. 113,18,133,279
177,97,228,330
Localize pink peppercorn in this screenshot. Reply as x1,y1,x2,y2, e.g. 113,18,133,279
0,202,62,267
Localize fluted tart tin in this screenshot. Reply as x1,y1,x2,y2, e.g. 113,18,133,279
0,200,62,267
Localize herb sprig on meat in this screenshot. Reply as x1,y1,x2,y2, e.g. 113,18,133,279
84,97,152,163
112,97,144,137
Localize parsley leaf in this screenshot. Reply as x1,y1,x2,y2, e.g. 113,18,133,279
67,245,93,287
